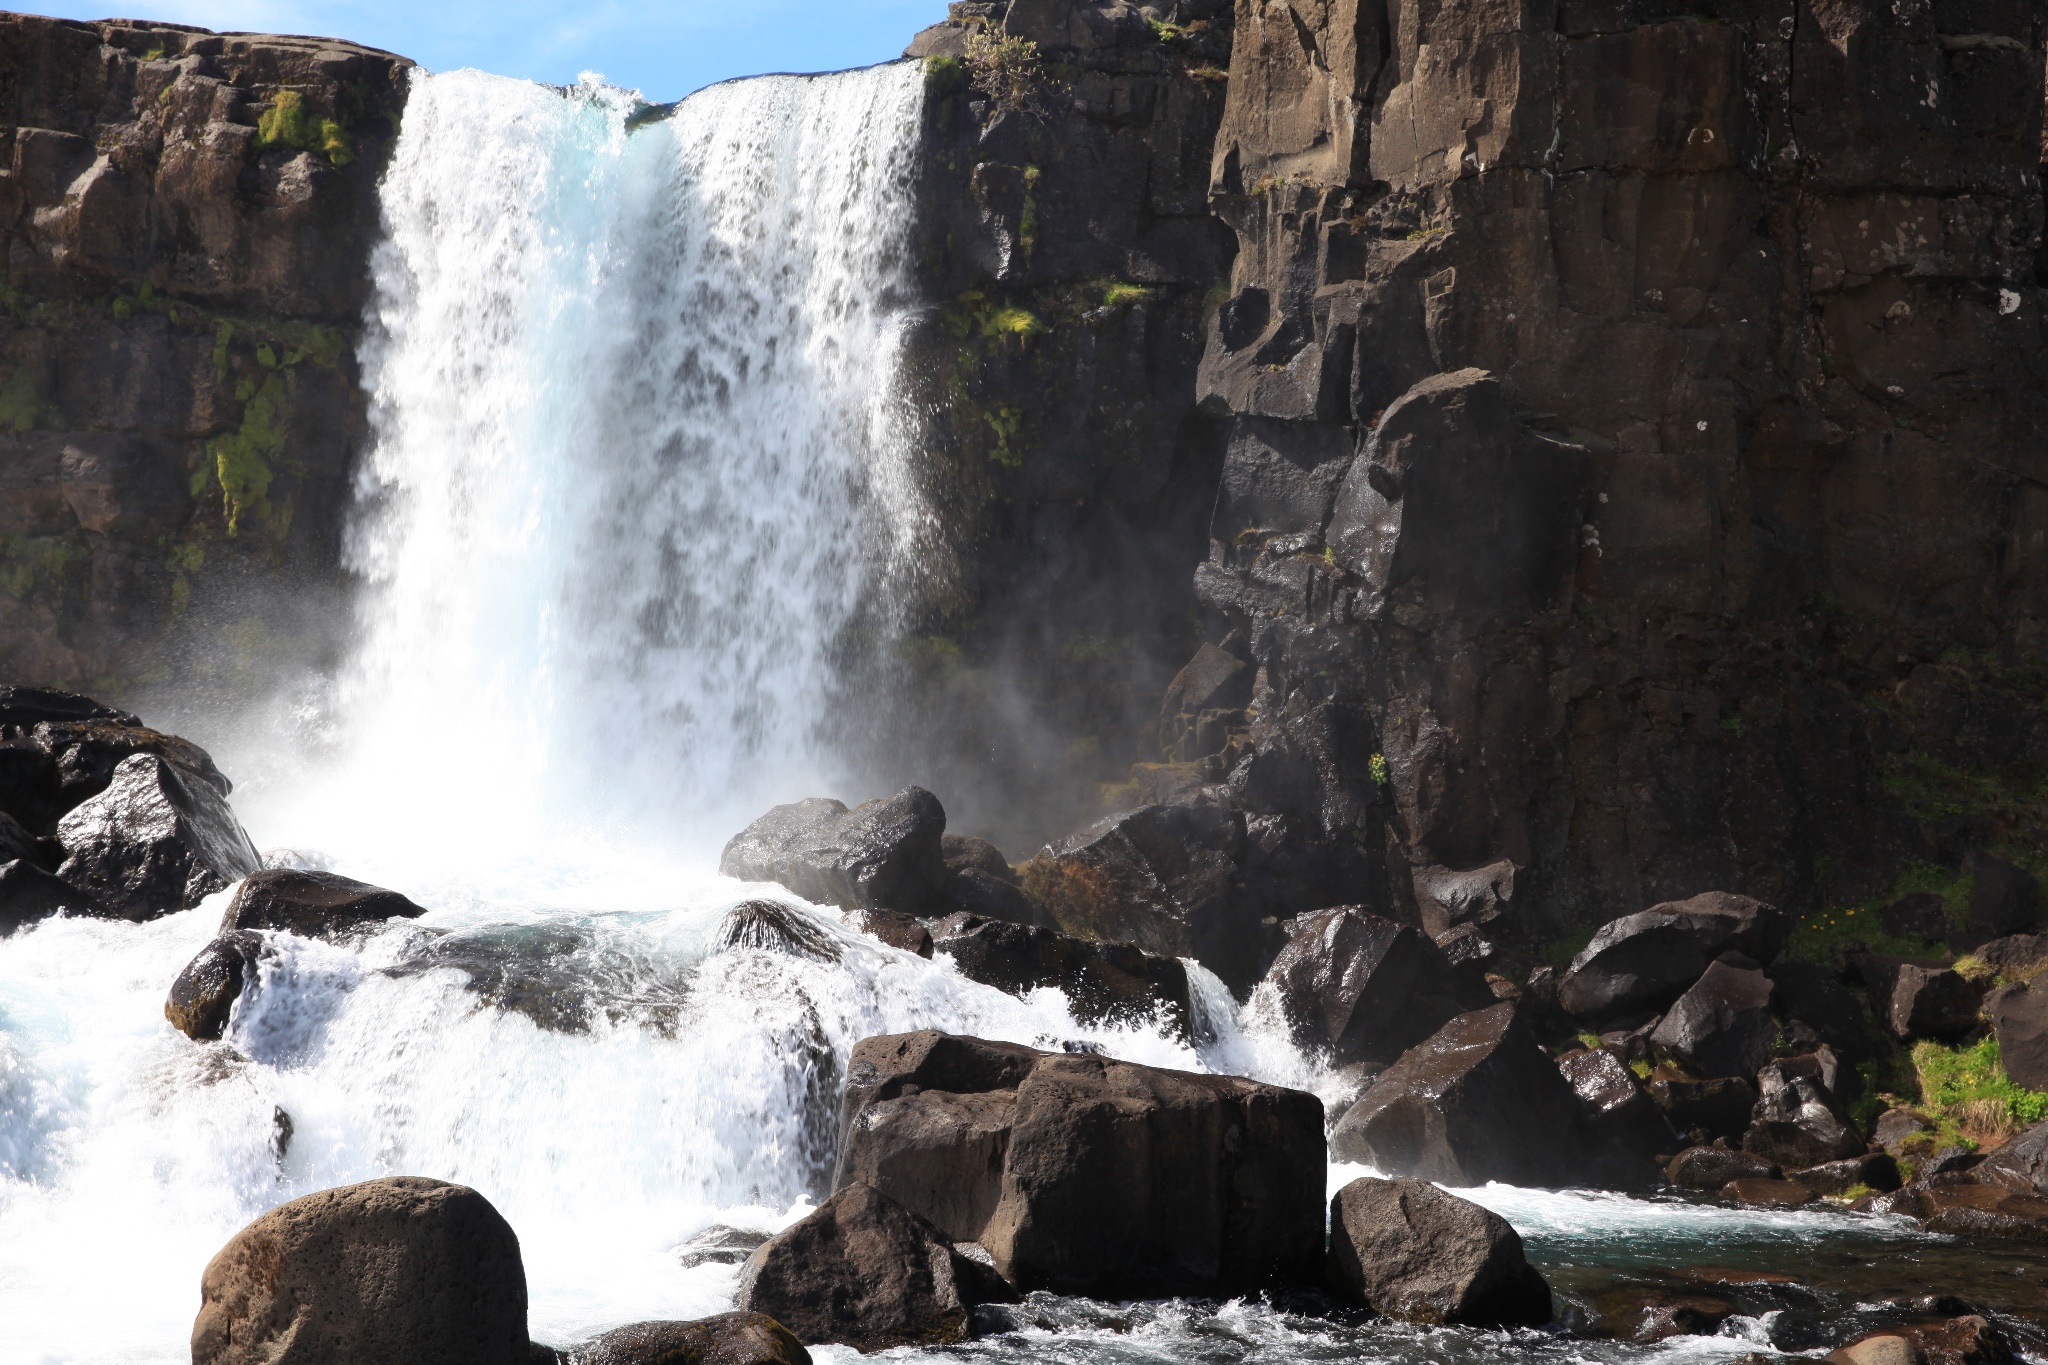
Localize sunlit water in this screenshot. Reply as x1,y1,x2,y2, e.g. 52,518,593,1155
1,56,2040,1365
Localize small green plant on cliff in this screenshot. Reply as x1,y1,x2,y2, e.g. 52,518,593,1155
982,306,1044,339
255,89,355,167
0,368,41,433
1103,281,1151,307
209,373,290,538
984,405,1025,467
1913,1038,2048,1145
963,27,1047,120
1369,752,1390,787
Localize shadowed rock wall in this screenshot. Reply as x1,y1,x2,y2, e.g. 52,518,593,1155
1177,0,2048,931
0,15,407,700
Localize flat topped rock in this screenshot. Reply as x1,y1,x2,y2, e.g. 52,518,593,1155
569,1311,810,1365
721,789,951,917
221,868,426,939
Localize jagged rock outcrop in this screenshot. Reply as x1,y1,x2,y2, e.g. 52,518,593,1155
1254,904,1491,1067
54,751,258,916
1156,0,2048,928
0,17,410,689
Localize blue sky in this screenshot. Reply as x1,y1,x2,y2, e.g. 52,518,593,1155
22,0,950,101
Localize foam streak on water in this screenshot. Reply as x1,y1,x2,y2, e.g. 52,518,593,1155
291,62,931,861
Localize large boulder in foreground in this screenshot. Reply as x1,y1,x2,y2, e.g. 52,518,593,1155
569,1312,810,1365
1326,1177,1551,1326
721,789,951,917
930,913,1190,1034
220,868,427,939
831,1030,1324,1298
192,1176,528,1365
1557,892,1783,1024
736,1182,1013,1352
1022,804,1268,993
55,753,259,919
1330,1003,1612,1187
1256,906,1490,1068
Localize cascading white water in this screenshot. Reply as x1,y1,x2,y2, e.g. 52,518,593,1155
291,62,932,861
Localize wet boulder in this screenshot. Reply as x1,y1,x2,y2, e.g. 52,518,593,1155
1022,804,1267,993
55,753,259,919
930,913,1190,1033
1557,893,1783,1025
1974,1118,2048,1195
831,1030,1325,1299
220,868,427,940
845,907,933,957
1648,958,1775,1079
192,1176,529,1365
166,930,266,1042
736,1182,1014,1352
1256,906,1490,1069
1330,1003,1597,1187
1743,1061,1863,1169
0,684,138,730
721,789,951,917
0,736,61,832
1325,1177,1551,1326
569,1312,810,1365
951,867,1046,927
941,833,1016,883
1988,981,2048,1090
0,809,41,866
1666,1145,1775,1190
33,715,232,809
1790,1153,1901,1195
1647,1074,1757,1143
0,856,79,933
1916,1183,2048,1242
1558,1048,1674,1159
1722,1178,1815,1206
1967,851,2039,938
714,901,841,961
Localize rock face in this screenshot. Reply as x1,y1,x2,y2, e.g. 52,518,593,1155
930,912,1191,1032
1255,905,1490,1067
1648,957,1776,1079
1325,1176,1552,1326
830,1029,1325,1298
54,752,258,917
721,789,952,917
1559,893,1782,1024
570,1313,811,1365
0,18,411,689
191,1176,528,1365
1024,803,1269,991
220,868,426,938
1330,1002,1613,1187
736,1183,1014,1352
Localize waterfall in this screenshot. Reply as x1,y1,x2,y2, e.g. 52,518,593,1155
309,63,931,862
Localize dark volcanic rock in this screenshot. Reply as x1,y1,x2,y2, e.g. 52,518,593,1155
721,790,951,917
845,907,933,957
736,1182,1014,1352
1330,1003,1601,1187
1968,852,2040,938
950,866,1046,927
1649,958,1776,1079
1988,982,2048,1090
1024,804,1267,992
0,686,138,729
1647,1075,1758,1143
714,901,842,962
1881,892,1954,944
1743,1061,1863,1169
1722,1178,1816,1207
55,753,259,918
1559,894,1783,1024
570,1312,810,1365
165,930,265,1041
941,834,1017,883
1257,905,1490,1068
0,856,80,933
1558,1048,1674,1159
930,913,1191,1033
830,1029,1324,1299
1325,1176,1551,1326
34,717,233,806
1975,1118,2048,1196
0,809,42,866
1790,1153,1901,1195
1667,1145,1775,1190
1860,956,1983,1042
220,868,425,940
191,1176,528,1365
1875,1107,1936,1157
1767,958,1874,1055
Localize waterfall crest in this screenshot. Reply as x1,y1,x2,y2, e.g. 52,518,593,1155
330,64,929,857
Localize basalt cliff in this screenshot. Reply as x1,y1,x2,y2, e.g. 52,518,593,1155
0,2,2044,938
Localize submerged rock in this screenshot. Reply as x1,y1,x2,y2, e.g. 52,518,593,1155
714,901,842,962
54,753,259,919
930,912,1190,1033
736,1182,1014,1352
1257,906,1489,1069
220,868,426,940
721,789,951,917
1667,1145,1775,1190
386,923,688,1035
829,1029,1324,1299
676,1226,774,1269
192,1176,529,1365
844,907,933,957
166,930,266,1042
568,1312,810,1365
1557,893,1783,1025
1330,1003,1603,1187
1325,1176,1551,1326
1722,1178,1816,1206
